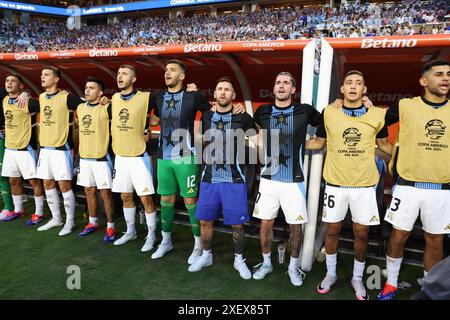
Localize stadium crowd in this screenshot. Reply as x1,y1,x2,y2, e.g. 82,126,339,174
0,0,448,52
20,0,139,7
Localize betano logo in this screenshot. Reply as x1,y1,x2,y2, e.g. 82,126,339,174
89,49,119,57
184,43,222,53
361,38,418,49
15,53,39,60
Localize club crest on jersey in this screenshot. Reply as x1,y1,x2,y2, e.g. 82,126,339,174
119,108,129,124
5,110,13,123
342,127,361,147
425,119,446,140
82,115,92,128
44,106,52,120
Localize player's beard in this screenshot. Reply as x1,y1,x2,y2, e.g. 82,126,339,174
166,79,180,89
428,84,449,99
275,93,291,102
218,99,232,108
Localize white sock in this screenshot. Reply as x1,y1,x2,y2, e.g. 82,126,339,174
34,195,44,216
202,249,212,257
145,211,156,238
386,255,403,288
62,190,75,225
12,195,23,213
123,207,136,235
107,222,115,229
88,216,98,226
423,270,428,279
263,252,271,266
194,235,202,248
234,253,244,262
289,256,299,270
161,231,172,244
352,259,366,281
45,188,61,221
326,252,337,277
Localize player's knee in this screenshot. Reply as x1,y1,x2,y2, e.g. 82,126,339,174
99,189,112,200
161,194,176,203
121,193,134,206
354,229,369,242
424,233,443,248
390,229,409,246
9,178,21,188
140,195,155,211
183,196,197,205
261,219,274,231
43,179,56,190
59,181,72,193
200,220,212,228
326,224,341,238
84,187,96,196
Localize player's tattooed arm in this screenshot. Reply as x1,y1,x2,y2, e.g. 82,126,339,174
376,138,392,156
305,137,326,150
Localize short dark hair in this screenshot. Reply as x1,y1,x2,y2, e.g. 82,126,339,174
216,76,234,88
42,66,61,78
343,70,365,84
421,60,450,76
86,77,106,92
119,64,137,77
275,71,296,87
166,59,186,74
6,74,24,84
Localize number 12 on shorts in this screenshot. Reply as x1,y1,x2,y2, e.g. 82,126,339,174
187,175,196,188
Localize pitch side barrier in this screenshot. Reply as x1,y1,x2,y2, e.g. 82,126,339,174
303,34,450,269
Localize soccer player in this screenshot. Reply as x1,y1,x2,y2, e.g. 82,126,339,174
378,60,450,300
306,70,392,300
36,66,85,236
149,60,245,264
0,87,28,220
252,72,321,286
0,75,45,224
75,77,115,242
188,77,256,279
110,65,157,251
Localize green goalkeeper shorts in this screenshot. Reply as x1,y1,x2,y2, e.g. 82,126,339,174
157,155,199,198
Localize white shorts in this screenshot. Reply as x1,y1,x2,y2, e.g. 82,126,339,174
2,148,38,180
77,158,113,189
252,178,308,224
322,184,380,226
36,147,73,181
385,185,450,234
112,154,155,196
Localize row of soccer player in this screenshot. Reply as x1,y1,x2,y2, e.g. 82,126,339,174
0,60,448,300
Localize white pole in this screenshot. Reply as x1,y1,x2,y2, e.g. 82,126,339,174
300,38,334,271
300,39,316,187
